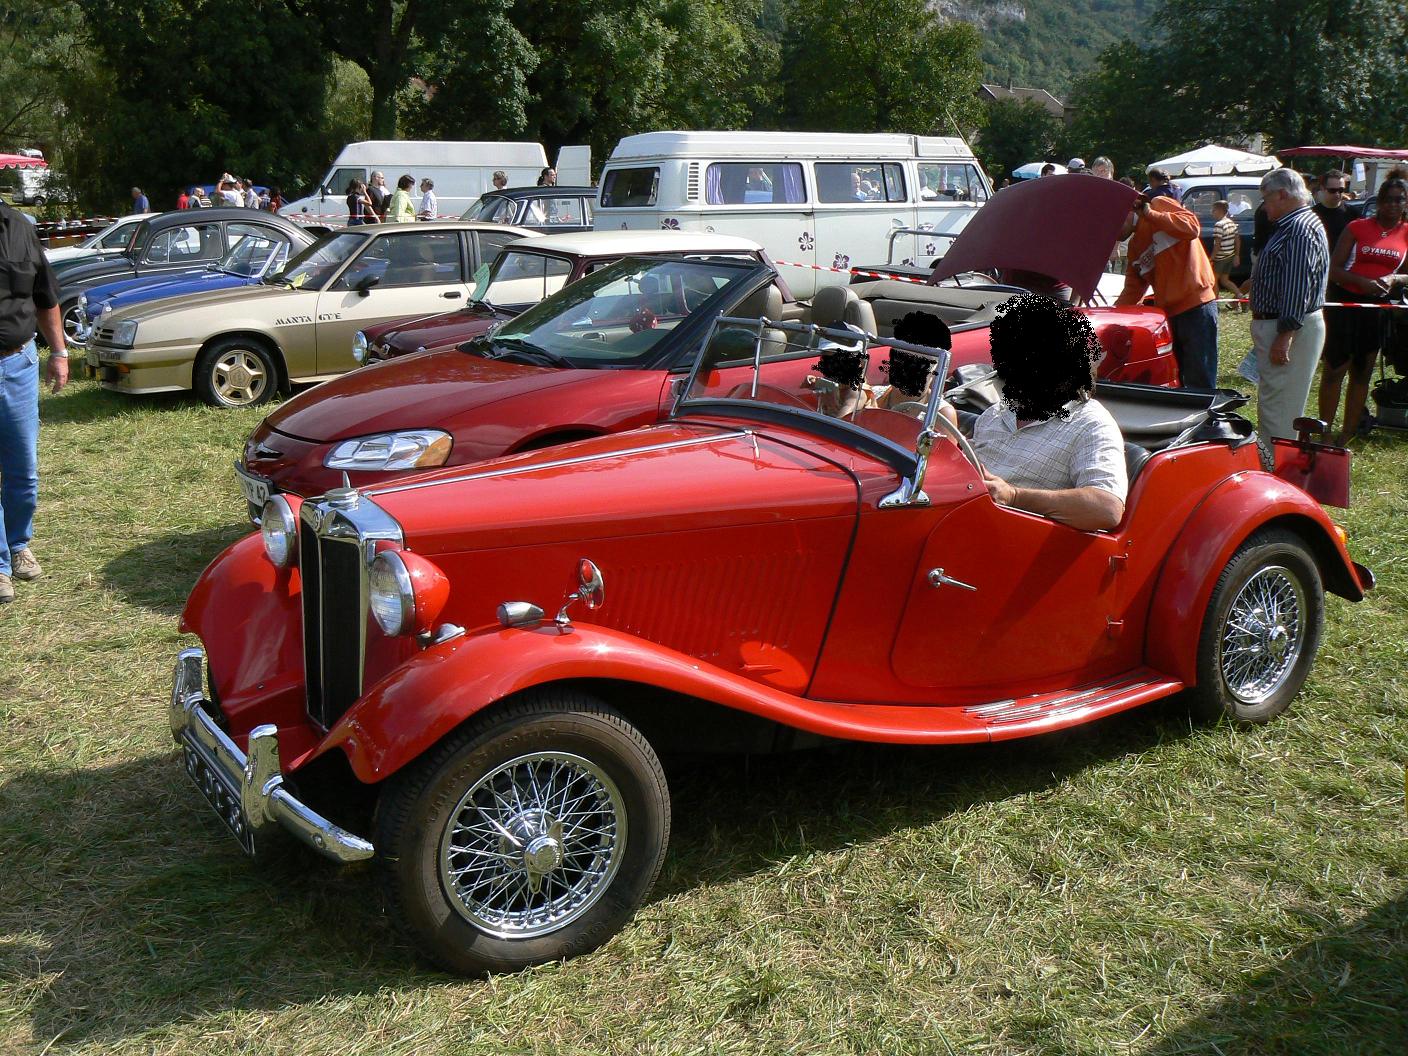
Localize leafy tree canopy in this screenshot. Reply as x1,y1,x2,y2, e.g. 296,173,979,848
975,98,1064,182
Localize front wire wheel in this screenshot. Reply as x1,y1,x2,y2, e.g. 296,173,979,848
375,691,669,975
1192,528,1324,724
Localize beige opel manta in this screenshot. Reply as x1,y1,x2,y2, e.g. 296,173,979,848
83,221,535,408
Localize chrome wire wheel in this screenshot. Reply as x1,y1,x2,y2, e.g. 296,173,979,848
1218,565,1306,705
211,347,269,405
438,751,627,940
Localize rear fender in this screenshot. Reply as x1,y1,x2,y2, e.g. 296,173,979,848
1145,472,1368,684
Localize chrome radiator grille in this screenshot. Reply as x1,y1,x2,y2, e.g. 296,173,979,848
299,494,403,730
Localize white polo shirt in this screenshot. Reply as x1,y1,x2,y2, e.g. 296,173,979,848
971,398,1128,501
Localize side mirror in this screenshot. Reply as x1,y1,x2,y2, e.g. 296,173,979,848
353,274,379,296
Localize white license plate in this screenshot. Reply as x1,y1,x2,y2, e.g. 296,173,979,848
235,466,271,508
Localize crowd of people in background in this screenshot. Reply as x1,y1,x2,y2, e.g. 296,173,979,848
154,173,286,215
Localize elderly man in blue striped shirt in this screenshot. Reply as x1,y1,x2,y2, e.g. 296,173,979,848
1249,168,1330,440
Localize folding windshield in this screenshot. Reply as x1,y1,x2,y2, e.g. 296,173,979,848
675,315,956,470
221,229,291,278
267,232,365,289
483,256,762,368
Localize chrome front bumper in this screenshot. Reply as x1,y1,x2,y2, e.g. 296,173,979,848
169,647,375,864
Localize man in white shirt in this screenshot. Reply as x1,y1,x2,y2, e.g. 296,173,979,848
242,179,260,209
971,294,1128,531
418,178,438,220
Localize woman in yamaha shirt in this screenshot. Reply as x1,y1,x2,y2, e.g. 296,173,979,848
1321,170,1408,443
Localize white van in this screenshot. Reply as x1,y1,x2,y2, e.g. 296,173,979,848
280,142,592,226
594,131,991,297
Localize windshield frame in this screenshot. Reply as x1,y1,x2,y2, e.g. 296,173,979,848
488,254,771,371
672,314,955,480
266,229,370,290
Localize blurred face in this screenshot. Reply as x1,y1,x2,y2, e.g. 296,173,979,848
493,174,506,188
544,169,557,185
1093,162,1113,179
1378,184,1406,226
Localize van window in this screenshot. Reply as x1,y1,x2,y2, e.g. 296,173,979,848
816,163,906,204
1182,188,1222,221
916,163,988,203
600,168,660,207
705,163,806,205
326,167,367,195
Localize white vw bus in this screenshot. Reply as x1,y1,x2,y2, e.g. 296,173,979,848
594,131,991,297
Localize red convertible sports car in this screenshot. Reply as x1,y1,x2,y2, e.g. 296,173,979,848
235,177,1175,517
174,316,1371,975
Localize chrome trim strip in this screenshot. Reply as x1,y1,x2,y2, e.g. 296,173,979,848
367,431,751,498
170,647,374,863
964,676,1155,722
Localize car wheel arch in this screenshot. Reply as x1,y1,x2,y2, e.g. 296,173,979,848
198,330,290,393
1144,479,1364,685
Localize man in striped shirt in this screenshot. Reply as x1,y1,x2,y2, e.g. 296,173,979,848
1249,168,1330,440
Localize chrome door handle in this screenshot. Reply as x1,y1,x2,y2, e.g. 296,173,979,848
927,567,976,591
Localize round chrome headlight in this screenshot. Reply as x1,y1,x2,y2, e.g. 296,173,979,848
369,551,415,636
352,330,369,364
260,495,297,568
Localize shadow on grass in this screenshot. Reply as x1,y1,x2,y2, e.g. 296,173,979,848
100,523,251,615
4,698,1205,1049
1146,891,1408,1056
40,378,197,425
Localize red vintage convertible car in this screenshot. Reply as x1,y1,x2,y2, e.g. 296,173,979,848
174,316,1371,975
235,177,1175,517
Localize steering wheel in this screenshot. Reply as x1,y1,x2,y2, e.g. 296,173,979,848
628,306,658,333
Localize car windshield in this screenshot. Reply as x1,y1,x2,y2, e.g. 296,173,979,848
486,256,760,368
676,315,954,462
463,195,517,224
267,232,364,289
220,233,291,278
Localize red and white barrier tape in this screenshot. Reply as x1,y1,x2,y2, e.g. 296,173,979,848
774,259,928,284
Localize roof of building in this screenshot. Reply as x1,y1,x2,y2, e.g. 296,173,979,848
978,85,1068,118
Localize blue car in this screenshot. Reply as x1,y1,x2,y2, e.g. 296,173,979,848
75,226,315,344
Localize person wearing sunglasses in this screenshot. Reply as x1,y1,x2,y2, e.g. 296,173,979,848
1320,168,1408,443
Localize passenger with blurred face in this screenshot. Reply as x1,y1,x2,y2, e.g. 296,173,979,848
1091,156,1114,179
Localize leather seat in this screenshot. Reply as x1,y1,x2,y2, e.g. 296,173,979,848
811,285,878,337
726,284,788,358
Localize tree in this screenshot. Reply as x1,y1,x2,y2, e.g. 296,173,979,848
69,0,334,211
779,0,983,135
976,98,1063,182
1069,0,1408,170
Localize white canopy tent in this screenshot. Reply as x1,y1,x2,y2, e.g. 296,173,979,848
1150,144,1279,177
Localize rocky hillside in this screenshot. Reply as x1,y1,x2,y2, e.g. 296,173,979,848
937,0,1153,95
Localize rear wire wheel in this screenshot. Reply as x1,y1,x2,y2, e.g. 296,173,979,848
374,690,670,975
1191,527,1324,724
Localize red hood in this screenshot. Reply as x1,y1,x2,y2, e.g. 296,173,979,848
930,175,1138,301
263,349,594,442
361,303,509,352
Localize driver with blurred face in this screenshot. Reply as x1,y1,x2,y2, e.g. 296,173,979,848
973,294,1128,532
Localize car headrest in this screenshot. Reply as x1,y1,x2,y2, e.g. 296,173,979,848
811,284,857,328
733,283,784,323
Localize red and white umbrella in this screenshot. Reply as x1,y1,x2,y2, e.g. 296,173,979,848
0,152,47,170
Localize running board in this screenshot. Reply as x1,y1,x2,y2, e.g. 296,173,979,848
962,669,1184,740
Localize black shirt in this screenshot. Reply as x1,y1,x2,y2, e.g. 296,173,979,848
1312,202,1355,302
0,204,60,349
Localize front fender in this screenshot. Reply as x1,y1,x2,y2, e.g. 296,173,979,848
317,622,996,784
1145,471,1369,684
179,523,307,735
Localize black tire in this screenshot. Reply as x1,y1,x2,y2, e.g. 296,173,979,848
1190,527,1324,724
374,690,670,975
1254,431,1276,473
193,337,279,408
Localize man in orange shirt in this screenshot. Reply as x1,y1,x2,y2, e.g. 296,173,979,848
1116,192,1220,390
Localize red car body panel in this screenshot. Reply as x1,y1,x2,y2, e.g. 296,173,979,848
187,415,1368,786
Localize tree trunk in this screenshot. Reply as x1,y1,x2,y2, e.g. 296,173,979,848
370,75,399,138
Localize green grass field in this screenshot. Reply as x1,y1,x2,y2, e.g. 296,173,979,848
2,314,1405,1055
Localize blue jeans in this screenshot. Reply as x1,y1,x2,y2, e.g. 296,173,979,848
1168,301,1220,391
0,340,40,577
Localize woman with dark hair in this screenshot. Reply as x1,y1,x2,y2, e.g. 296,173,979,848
345,179,378,225
971,294,1128,531
537,167,557,187
1320,169,1408,443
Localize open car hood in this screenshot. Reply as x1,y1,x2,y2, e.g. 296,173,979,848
930,175,1138,301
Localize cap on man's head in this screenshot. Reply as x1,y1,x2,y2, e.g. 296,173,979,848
1067,158,1086,172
